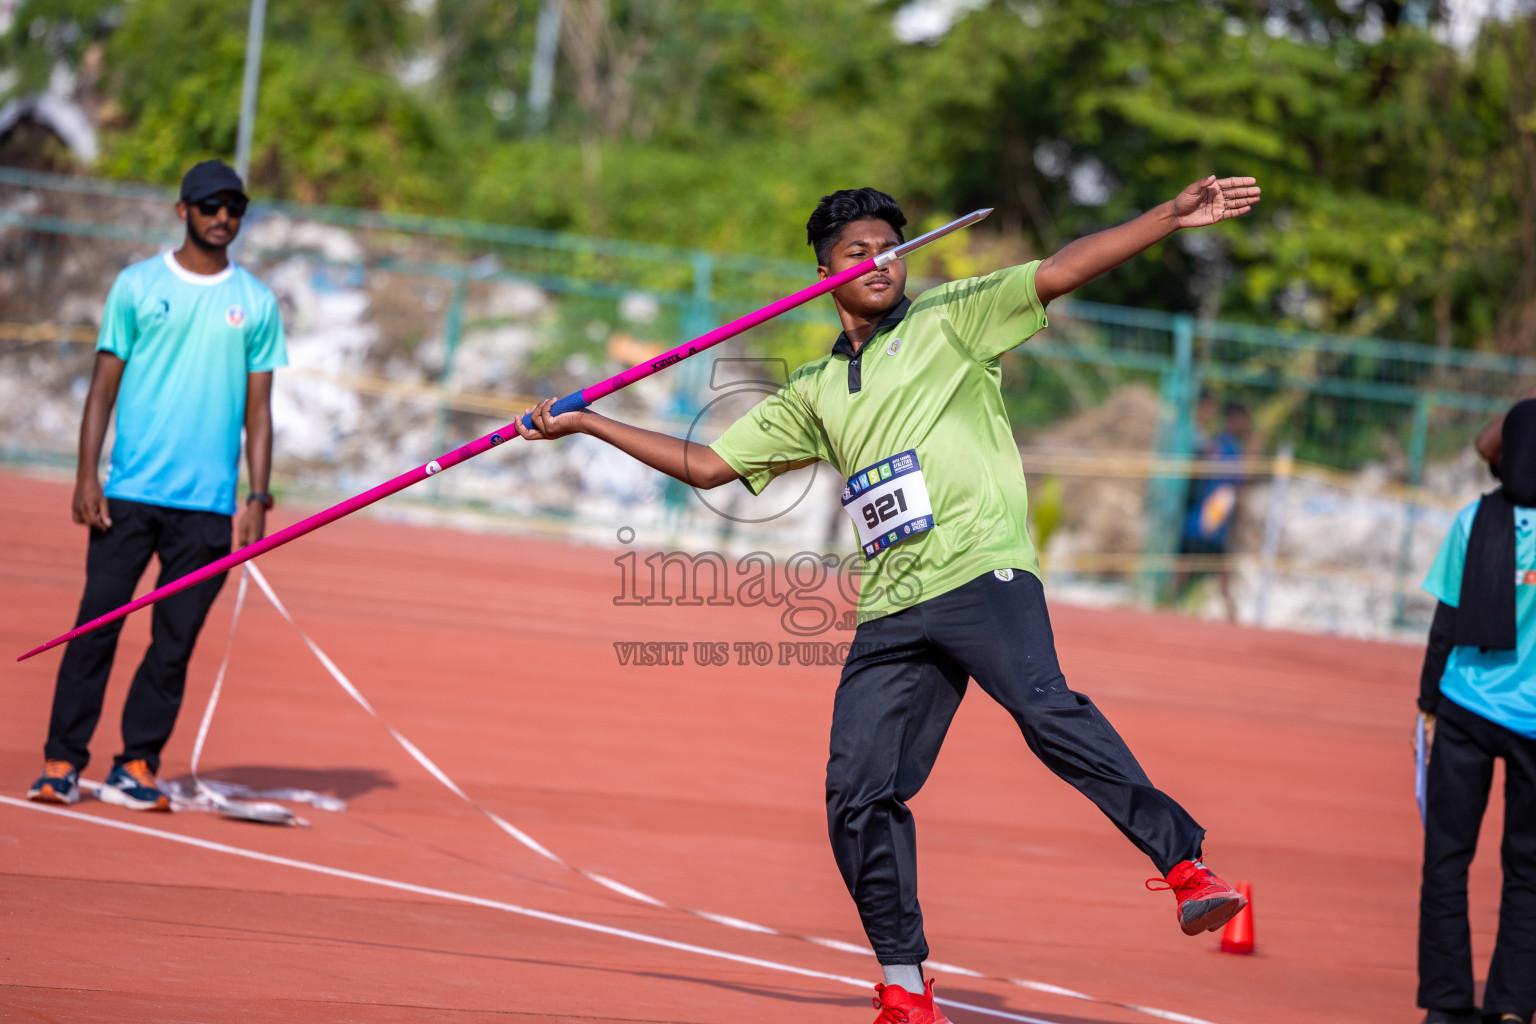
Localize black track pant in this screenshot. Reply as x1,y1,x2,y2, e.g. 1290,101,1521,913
1418,698,1536,1020
45,498,230,774
826,569,1206,965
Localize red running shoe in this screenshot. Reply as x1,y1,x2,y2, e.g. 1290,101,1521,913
870,980,950,1024
1147,859,1247,936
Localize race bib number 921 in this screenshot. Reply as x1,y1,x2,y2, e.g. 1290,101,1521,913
841,449,936,560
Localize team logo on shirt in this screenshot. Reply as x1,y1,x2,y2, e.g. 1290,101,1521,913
886,336,902,356
225,305,247,328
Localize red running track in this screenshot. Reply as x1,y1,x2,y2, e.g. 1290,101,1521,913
0,470,1507,1023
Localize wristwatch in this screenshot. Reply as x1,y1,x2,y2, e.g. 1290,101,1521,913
246,492,274,510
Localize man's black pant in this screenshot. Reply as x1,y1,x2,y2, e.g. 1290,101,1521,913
826,568,1205,965
45,498,230,774
1419,698,1536,1020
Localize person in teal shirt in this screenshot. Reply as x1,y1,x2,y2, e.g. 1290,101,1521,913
1417,399,1536,1024
28,160,286,814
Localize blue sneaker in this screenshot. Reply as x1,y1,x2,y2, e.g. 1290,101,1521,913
98,759,170,811
27,760,80,805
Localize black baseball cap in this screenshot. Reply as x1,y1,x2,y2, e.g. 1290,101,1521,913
179,160,248,204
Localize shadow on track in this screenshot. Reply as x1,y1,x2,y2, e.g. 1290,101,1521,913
164,764,397,801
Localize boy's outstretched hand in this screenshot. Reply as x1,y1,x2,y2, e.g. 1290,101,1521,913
1171,175,1261,230
1035,173,1262,303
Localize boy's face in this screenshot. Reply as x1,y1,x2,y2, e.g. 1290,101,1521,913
817,217,907,320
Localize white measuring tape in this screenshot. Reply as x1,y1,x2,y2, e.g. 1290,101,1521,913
183,561,1220,1024
177,568,332,825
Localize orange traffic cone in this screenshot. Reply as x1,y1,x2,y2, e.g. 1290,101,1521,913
1219,882,1254,954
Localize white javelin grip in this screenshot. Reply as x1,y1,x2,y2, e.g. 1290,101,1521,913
874,208,994,268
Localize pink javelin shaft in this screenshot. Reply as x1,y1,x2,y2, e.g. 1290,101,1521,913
19,209,991,662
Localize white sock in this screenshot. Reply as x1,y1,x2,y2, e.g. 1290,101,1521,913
882,963,925,994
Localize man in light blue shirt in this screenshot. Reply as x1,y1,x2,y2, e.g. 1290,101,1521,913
1416,399,1536,1024
28,160,287,812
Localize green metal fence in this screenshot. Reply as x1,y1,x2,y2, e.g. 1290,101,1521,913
1019,298,1533,613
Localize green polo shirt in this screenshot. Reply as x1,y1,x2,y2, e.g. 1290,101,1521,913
711,261,1048,622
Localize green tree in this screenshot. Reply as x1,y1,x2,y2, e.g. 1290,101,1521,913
892,0,1534,351
5,0,1533,356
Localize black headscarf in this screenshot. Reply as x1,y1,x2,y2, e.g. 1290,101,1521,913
1455,399,1536,649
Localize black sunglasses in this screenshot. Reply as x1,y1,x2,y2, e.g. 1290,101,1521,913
192,196,248,218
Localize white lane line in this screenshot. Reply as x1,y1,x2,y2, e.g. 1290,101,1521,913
1013,979,1094,1000
693,910,780,934
1010,980,1221,1024
806,936,877,955
1119,1006,1222,1024
0,796,1061,1024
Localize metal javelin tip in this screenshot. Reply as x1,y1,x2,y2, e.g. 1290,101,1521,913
877,208,993,266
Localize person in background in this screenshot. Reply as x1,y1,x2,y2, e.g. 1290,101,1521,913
1417,399,1536,1024
1177,400,1249,619
27,159,287,812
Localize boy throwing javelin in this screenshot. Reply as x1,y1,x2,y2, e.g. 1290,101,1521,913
517,175,1259,1023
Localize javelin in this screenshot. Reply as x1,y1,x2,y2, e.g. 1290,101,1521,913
18,209,991,662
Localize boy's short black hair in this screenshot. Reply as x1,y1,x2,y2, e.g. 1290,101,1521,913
806,188,907,267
